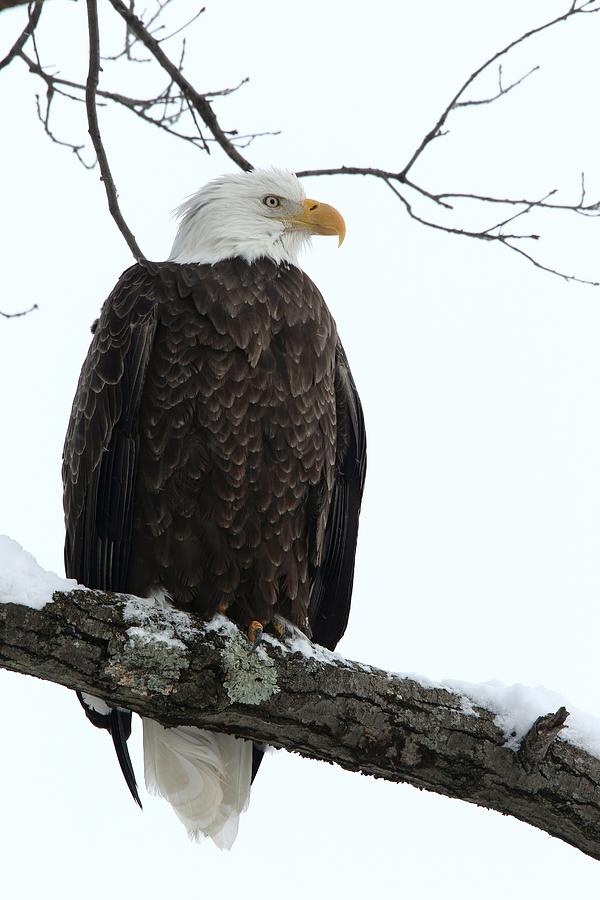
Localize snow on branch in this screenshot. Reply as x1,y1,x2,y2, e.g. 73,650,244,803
2,536,600,860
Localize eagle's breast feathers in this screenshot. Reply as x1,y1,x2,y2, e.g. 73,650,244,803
126,258,338,633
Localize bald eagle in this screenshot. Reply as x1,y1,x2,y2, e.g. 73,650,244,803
62,168,366,848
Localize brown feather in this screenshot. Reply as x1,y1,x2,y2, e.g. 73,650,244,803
63,257,365,641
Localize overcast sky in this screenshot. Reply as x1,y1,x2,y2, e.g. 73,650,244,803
2,1,600,896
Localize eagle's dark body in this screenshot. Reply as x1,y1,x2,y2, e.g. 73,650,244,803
63,258,365,648
63,252,365,829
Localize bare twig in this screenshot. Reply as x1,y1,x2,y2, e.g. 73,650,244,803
453,64,540,109
203,76,249,98
156,5,205,43
298,165,599,284
299,1,600,186
0,0,43,71
18,44,270,160
501,240,599,286
296,3,600,284
102,0,152,62
0,0,40,8
0,303,38,319
434,189,600,216
399,0,600,179
6,0,599,284
107,0,253,171
85,0,145,261
481,190,555,235
384,179,600,286
383,177,530,243
35,87,95,168
12,27,96,169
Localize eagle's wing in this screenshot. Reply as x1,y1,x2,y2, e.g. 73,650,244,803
309,342,367,650
62,263,158,806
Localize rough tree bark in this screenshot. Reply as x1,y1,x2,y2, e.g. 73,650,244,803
1,587,600,861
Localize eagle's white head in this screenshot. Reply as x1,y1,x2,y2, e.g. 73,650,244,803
169,167,345,266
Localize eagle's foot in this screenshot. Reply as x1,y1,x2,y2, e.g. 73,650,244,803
247,620,264,653
271,615,308,642
271,619,286,639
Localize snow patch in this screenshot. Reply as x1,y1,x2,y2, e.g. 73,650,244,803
445,678,600,758
203,612,240,638
280,632,337,665
0,534,78,610
392,670,447,691
262,629,374,673
123,594,198,644
80,692,112,717
126,625,186,651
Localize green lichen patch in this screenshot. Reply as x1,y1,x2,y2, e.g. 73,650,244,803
221,630,280,706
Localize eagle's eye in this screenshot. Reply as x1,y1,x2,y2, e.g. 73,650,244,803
263,195,281,209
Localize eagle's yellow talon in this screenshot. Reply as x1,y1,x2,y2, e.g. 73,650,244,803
247,620,264,645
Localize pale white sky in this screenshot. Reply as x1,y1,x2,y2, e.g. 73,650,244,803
2,1,600,896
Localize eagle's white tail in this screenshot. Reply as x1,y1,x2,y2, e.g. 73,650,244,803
143,718,252,850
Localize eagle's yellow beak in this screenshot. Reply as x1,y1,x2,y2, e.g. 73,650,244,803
284,198,346,246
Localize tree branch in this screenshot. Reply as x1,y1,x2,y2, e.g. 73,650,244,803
399,0,600,179
2,586,600,860
85,0,145,261
297,2,600,284
9,2,598,283
0,0,43,71
107,0,253,171
0,303,38,319
0,0,42,10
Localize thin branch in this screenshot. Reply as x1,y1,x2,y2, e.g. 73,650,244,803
107,0,253,171
85,0,145,261
2,586,600,861
298,4,600,187
0,0,43,71
156,5,205,43
384,179,599,286
434,189,600,216
481,190,555,235
142,0,176,35
297,163,599,283
16,33,96,169
453,64,540,108
102,0,154,62
18,48,269,157
400,0,600,179
296,3,600,284
0,303,38,319
502,239,599,286
403,176,454,209
0,0,41,8
8,1,598,284
35,86,95,168
383,176,530,243
296,165,396,180
204,76,249,98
